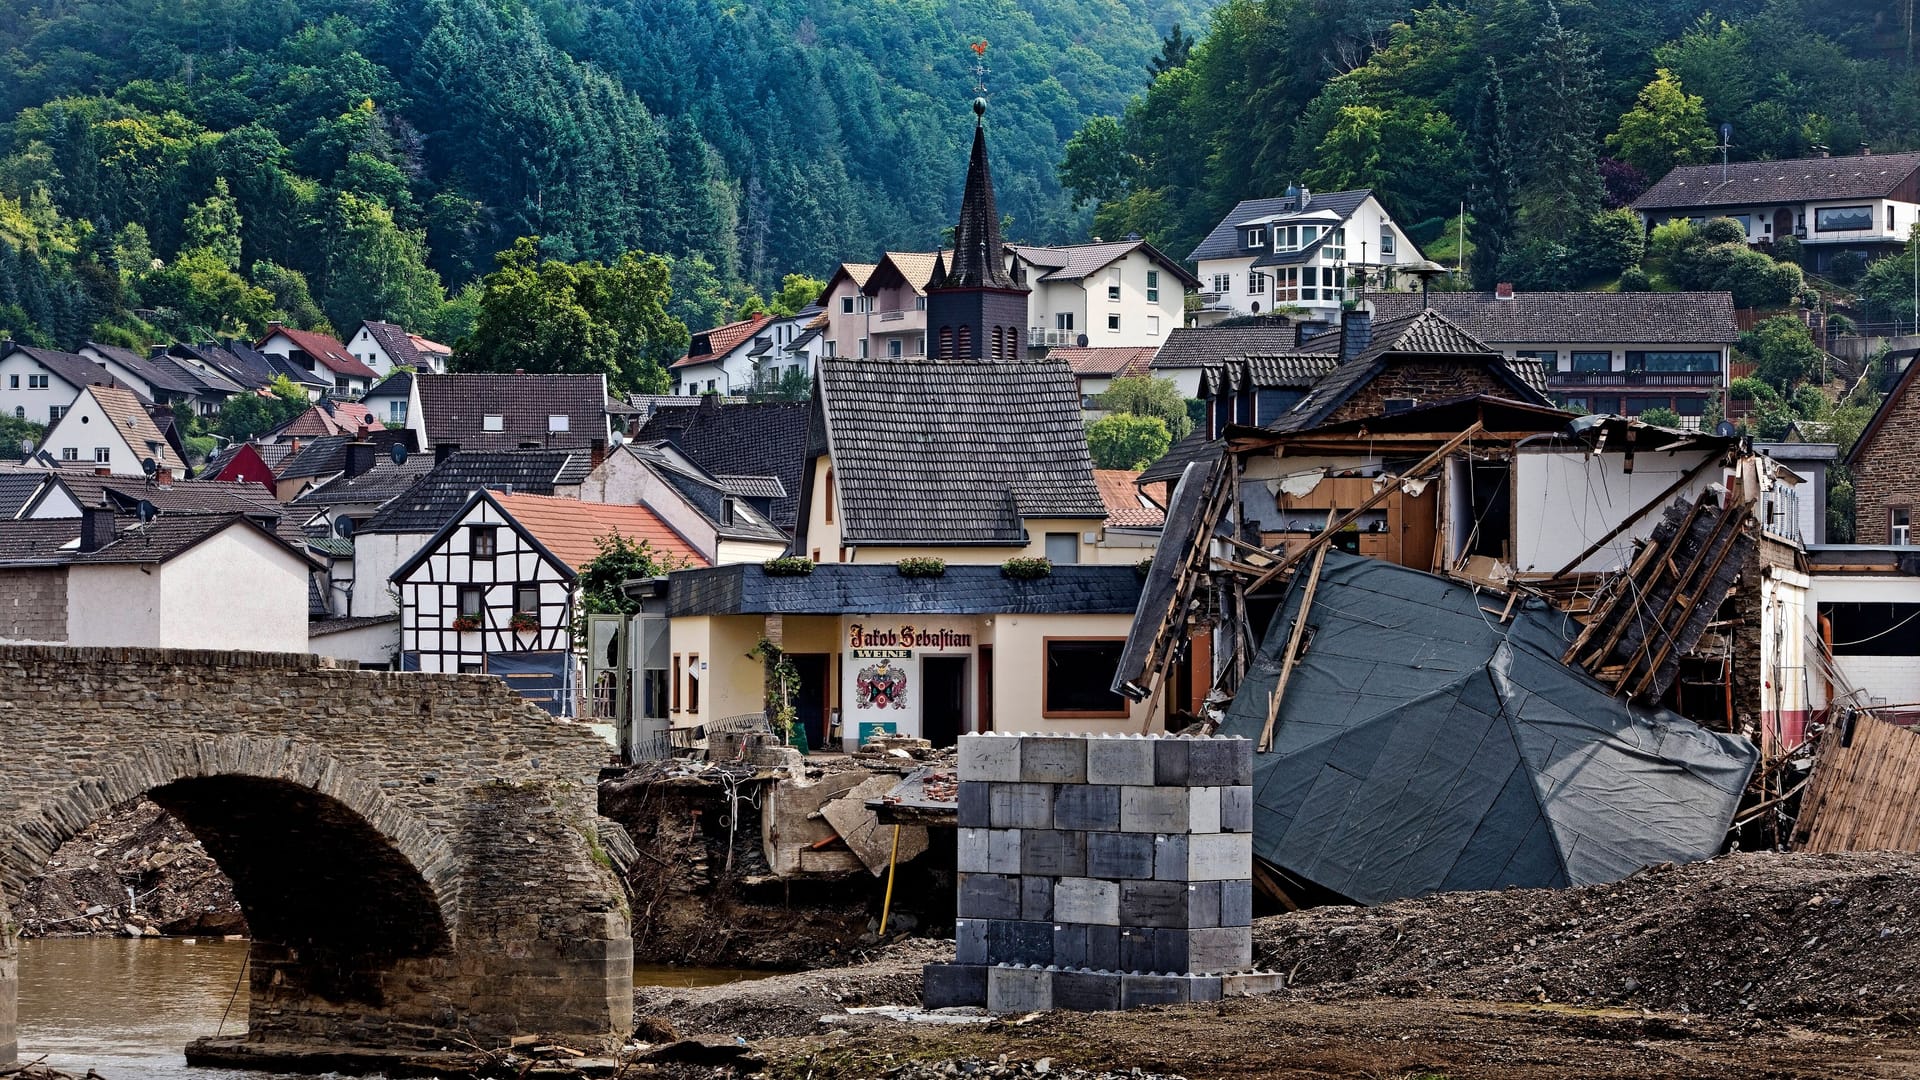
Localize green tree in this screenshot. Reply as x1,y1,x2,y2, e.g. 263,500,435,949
217,374,312,439
1087,412,1171,470
0,415,47,459
1857,225,1919,329
140,248,275,338
457,236,686,394
1742,315,1822,391
576,532,688,617
1575,208,1646,281
1607,69,1714,179
768,273,826,317
1300,97,1465,226
1149,24,1195,79
182,177,243,271
1060,116,1137,210
1515,5,1603,245
321,192,444,332
1466,60,1519,289
250,261,328,331
1096,376,1194,440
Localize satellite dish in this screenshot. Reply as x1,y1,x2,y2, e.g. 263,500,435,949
141,456,158,477
389,442,409,465
608,429,624,448
333,516,356,539
1075,333,1089,347
1715,420,1738,438
136,499,156,524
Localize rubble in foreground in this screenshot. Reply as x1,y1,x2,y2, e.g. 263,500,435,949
15,797,243,938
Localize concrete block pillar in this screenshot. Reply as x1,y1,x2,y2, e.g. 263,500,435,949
1,895,16,1067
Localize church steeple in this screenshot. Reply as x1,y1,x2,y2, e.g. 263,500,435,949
927,97,1029,361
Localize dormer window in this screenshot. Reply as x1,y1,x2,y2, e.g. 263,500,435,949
1380,224,1396,256
1245,228,1265,248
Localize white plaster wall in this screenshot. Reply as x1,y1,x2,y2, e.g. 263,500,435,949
1511,448,1720,574
582,451,719,559
65,563,161,645
351,532,423,616
158,525,310,651
1810,574,1920,709
0,352,84,427
310,620,401,667
38,389,143,475
990,613,1157,735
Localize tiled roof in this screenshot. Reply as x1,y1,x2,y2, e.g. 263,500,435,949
1242,354,1340,387
156,350,247,396
877,251,944,293
291,455,436,508
674,314,774,369
0,512,313,568
413,373,608,451
1367,292,1742,346
494,491,706,571
84,342,198,396
1094,469,1165,527
1049,346,1159,379
665,562,1144,618
171,342,271,391
637,400,807,528
366,371,412,399
363,449,591,534
277,430,418,481
1633,151,1920,211
1138,429,1223,486
816,356,1105,545
1010,240,1202,286
1153,323,1314,369
926,121,1018,292
0,472,44,518
714,475,788,499
71,385,187,472
263,326,376,379
5,344,133,397
276,401,384,439
357,321,436,369
309,613,397,636
1508,357,1549,396
1189,189,1374,262
18,469,282,516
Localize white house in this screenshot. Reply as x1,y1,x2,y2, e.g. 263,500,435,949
37,384,188,478
1189,186,1425,323
257,324,378,397
580,441,790,563
1007,239,1199,350
78,342,206,415
670,306,828,396
344,320,453,377
0,343,132,428
0,508,316,651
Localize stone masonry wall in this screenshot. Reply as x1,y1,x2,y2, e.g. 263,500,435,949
1328,362,1512,426
1850,385,1920,545
0,570,65,644
0,646,632,1058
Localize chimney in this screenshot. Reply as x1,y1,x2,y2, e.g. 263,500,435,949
1860,143,1873,156
289,438,302,456
1494,282,1515,300
699,394,721,411
513,368,526,375
1298,185,1311,208
1339,302,1374,364
344,438,376,479
590,438,606,468
80,506,115,552
435,441,459,464
155,466,173,485
93,466,111,477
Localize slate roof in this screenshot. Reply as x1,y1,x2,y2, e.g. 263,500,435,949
0,472,46,518
0,512,316,569
674,314,774,370
714,475,788,499
623,443,787,545
1242,354,1341,387
413,373,608,451
262,326,376,379
495,491,707,570
309,613,398,636
1049,346,1159,379
1094,469,1165,527
1138,429,1224,487
158,348,250,395
664,562,1144,617
637,399,807,529
1007,240,1202,286
0,519,81,562
814,356,1105,545
5,344,132,397
363,449,592,534
10,468,282,517
277,430,418,481
366,370,412,400
1189,190,1375,262
291,455,436,508
84,342,197,396
171,342,271,391
1632,150,1920,211
1153,324,1315,369
926,118,1020,292
1367,292,1742,345
356,321,444,370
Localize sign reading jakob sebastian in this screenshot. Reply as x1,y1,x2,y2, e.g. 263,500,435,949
847,624,970,713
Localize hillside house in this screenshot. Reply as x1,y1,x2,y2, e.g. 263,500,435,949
0,343,133,428
78,342,205,414
257,324,378,396
1008,239,1198,350
409,372,613,453
671,307,827,395
1190,186,1425,323
36,385,188,478
1632,148,1920,273
1845,352,1920,546
636,397,807,531
1148,320,1319,397
579,441,789,564
344,320,452,376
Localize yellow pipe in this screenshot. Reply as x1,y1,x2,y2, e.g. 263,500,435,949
878,823,903,935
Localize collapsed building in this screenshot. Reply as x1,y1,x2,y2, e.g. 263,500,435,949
1116,301,1814,905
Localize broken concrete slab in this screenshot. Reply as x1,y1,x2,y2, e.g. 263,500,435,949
821,773,928,876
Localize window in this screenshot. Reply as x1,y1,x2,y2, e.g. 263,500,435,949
469,525,497,558
1816,205,1874,232
1323,227,1346,262
459,662,484,674
335,377,349,393
858,338,869,358
1383,398,1417,414
1514,349,1558,366
1107,314,1121,332
1244,228,1265,248
27,374,47,389
705,379,716,393
687,654,700,714
1149,315,1161,336
1822,601,1920,655
6,375,15,389
1045,532,1079,564
1380,225,1396,255
60,447,77,461
46,405,64,423
915,296,927,311
1894,508,1913,547
458,586,484,618
1146,271,1159,302
11,407,19,419
1301,225,1320,247
1055,313,1075,331
93,447,109,463
858,295,873,313
1275,225,1298,252
1627,351,1719,373
824,468,835,523
887,338,903,358
482,414,504,432
513,584,540,617
1248,271,1268,294
671,654,682,712
1571,351,1612,373
389,400,406,423
1107,269,1121,301
1276,267,1299,301
1675,397,1707,416
1041,638,1130,718
842,296,855,314
1891,206,1899,231
1211,273,1231,294
547,414,570,432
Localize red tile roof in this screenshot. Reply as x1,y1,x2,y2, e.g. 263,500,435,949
278,401,384,438
1093,469,1165,527
260,325,377,379
673,314,774,370
1049,346,1159,379
494,492,707,571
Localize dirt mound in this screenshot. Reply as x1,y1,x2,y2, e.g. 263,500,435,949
637,937,952,1040
1254,850,1920,1020
16,797,245,938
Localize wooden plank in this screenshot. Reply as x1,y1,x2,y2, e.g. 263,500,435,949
1258,537,1330,754
1798,714,1920,853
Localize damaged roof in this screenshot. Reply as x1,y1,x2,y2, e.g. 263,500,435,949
1218,551,1757,905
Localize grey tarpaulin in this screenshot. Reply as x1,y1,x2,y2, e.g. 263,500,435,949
1218,551,1757,905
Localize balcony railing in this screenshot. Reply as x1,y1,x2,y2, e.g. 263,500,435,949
876,309,907,322
1548,370,1721,387
1029,327,1081,347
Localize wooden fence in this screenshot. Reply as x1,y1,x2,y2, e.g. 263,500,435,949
1794,713,1920,852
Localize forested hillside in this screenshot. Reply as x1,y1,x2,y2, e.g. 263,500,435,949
1063,0,1920,285
0,0,1209,352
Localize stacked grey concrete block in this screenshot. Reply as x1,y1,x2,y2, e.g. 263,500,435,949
925,733,1282,1012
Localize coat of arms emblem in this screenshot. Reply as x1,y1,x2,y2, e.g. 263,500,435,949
855,660,908,709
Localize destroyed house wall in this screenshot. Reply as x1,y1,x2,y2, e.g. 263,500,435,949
1326,361,1512,424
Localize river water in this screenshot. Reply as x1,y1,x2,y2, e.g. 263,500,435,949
16,938,771,1078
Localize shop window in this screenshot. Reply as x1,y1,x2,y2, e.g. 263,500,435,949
1042,638,1131,718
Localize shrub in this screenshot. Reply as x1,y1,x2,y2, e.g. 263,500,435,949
1827,312,1857,336
1771,235,1804,267
1496,238,1574,290
1134,557,1154,579
1635,406,1683,428
1001,557,1053,580
1647,218,1698,263
1828,250,1869,284
1698,216,1749,245
1715,247,1802,309
1618,266,1652,292
763,556,815,576
896,557,947,578
1087,412,1171,470
1729,375,1780,405
1575,209,1646,280
1742,315,1821,390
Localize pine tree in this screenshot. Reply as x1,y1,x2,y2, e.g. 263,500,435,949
1514,2,1603,245
1467,60,1518,289
1149,24,1195,80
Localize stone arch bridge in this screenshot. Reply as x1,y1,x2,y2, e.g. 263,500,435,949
0,646,632,1063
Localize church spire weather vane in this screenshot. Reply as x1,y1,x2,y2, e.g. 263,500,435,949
971,40,989,120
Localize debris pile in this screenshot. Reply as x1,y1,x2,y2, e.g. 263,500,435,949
16,797,244,938
634,937,953,1039
1254,850,1920,1019
881,1059,1187,1079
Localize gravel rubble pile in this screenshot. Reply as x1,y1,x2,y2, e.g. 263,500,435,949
882,1058,1185,1079
16,797,243,938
